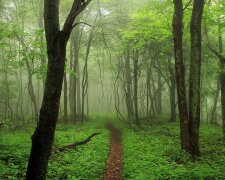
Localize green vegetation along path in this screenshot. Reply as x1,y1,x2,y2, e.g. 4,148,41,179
104,122,122,180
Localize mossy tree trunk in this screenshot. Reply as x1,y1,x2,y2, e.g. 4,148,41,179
172,0,190,151
189,0,205,156
25,0,92,179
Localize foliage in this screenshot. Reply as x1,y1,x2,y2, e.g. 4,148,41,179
0,119,109,179
122,122,225,179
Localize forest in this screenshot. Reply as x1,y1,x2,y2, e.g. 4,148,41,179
0,0,225,179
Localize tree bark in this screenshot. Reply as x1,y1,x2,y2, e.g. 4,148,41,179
172,0,190,151
133,49,139,126
124,49,134,120
169,66,176,122
63,72,68,123
25,0,92,179
157,62,162,115
189,0,204,156
210,78,220,124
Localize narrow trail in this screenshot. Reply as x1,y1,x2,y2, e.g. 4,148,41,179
104,122,122,180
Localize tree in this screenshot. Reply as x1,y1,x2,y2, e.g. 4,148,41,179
172,0,190,151
25,0,93,179
189,0,205,156
172,0,205,156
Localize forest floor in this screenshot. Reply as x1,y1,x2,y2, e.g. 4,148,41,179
1,116,225,179
104,121,122,180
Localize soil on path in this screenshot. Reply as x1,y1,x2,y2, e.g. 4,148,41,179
104,122,122,180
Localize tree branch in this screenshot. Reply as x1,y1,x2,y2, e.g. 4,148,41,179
63,0,93,34
183,0,192,11
72,22,92,29
57,132,102,152
204,24,225,63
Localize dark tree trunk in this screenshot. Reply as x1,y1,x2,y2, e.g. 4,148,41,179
220,62,225,139
25,0,92,179
169,66,176,122
133,49,139,126
125,49,134,119
172,0,190,151
157,62,162,115
189,0,204,156
147,68,155,116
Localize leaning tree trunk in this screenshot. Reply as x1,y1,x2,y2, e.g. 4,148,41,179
25,0,92,179
172,0,190,151
189,0,204,156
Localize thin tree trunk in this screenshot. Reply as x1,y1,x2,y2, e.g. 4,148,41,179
169,66,176,122
133,49,139,126
157,62,162,115
69,35,74,120
125,49,134,119
210,78,220,124
63,72,68,123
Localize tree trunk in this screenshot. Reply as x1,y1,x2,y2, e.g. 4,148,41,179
157,62,162,115
189,0,204,156
72,28,79,121
133,49,139,126
169,66,176,122
69,36,74,120
172,0,190,151
76,54,82,116
125,49,134,119
25,0,92,178
63,72,68,123
210,78,220,124
220,62,225,139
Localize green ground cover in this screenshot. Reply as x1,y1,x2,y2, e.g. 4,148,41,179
0,118,109,179
1,116,225,179
122,122,225,179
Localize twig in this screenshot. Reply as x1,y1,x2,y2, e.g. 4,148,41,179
72,22,92,29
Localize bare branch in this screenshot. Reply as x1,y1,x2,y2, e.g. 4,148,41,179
63,0,93,34
72,22,92,29
183,0,193,11
57,132,102,152
204,24,225,63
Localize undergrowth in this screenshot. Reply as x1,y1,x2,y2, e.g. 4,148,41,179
121,122,225,179
1,114,225,180
0,117,109,179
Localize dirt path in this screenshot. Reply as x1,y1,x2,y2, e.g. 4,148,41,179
104,122,122,180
